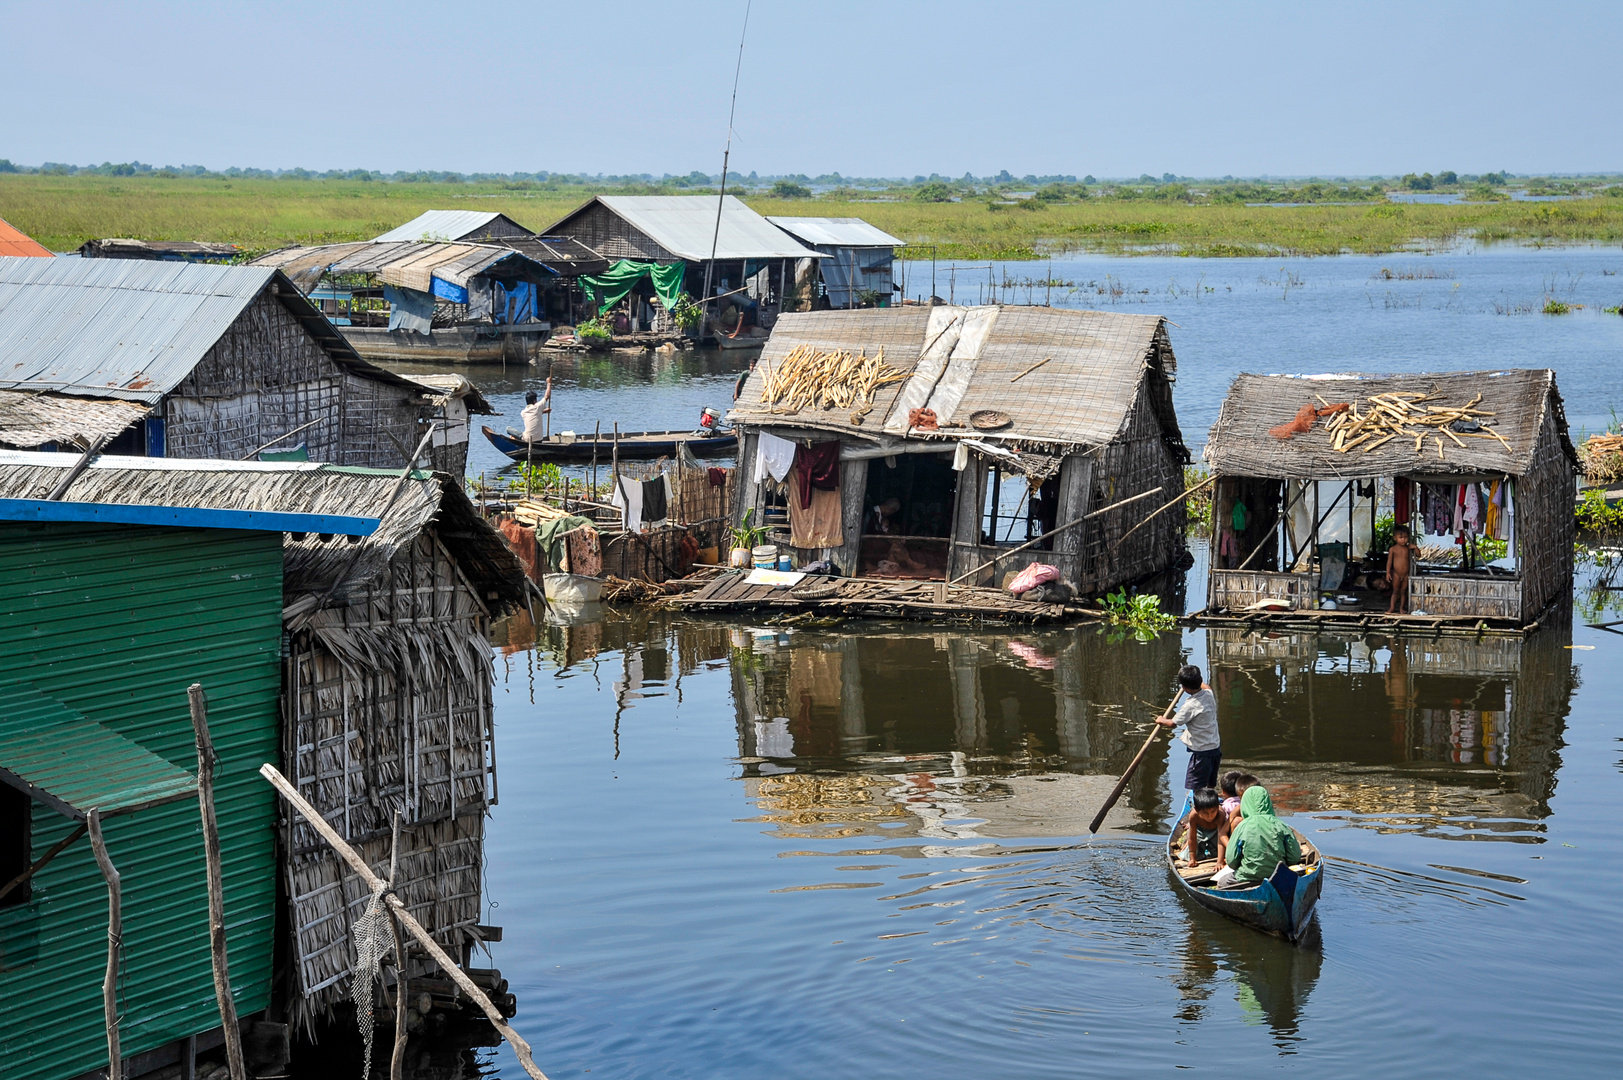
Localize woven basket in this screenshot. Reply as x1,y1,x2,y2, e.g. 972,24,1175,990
790,577,843,600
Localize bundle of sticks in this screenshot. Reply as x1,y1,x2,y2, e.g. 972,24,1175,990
1318,391,1511,461
1581,432,1623,485
759,344,910,420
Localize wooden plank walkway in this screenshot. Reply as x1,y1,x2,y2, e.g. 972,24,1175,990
667,569,1101,625
1184,606,1537,637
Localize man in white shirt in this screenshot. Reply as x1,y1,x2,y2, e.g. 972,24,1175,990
508,379,551,444
1156,664,1222,790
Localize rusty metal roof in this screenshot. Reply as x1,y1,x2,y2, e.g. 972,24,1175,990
0,687,196,819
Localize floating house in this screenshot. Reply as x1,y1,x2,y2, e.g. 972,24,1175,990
0,487,377,1080
77,238,240,262
1199,370,1577,631
542,195,821,332
0,257,484,474
0,218,52,257
251,239,577,365
373,209,536,245
0,452,527,1038
728,305,1189,593
765,217,901,308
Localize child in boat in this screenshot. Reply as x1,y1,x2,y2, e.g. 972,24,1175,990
1211,786,1302,889
1220,771,1259,828
1181,787,1230,867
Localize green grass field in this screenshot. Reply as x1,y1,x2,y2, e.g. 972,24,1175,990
4,174,1623,259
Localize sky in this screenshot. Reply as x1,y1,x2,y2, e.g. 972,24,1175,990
1,0,1619,178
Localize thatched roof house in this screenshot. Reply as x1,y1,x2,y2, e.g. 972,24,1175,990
1201,369,1577,628
728,305,1188,596
0,451,524,1026
0,256,479,473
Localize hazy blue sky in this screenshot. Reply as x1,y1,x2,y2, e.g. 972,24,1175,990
2,0,1618,177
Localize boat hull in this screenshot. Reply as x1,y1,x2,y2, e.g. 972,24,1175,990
1165,795,1323,942
482,425,738,462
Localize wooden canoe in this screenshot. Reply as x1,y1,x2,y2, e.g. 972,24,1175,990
1166,793,1324,943
482,425,738,463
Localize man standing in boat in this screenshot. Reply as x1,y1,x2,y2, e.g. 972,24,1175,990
1156,665,1221,790
508,379,552,445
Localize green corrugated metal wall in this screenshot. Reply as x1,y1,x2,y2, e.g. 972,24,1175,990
0,522,284,1080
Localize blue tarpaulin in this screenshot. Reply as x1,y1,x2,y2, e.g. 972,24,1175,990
431,276,469,304
385,283,436,335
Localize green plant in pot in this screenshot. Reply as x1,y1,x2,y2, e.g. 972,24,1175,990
728,508,768,567
576,315,612,348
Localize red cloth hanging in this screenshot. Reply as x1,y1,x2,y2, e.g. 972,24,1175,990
1393,476,1412,527
793,441,841,509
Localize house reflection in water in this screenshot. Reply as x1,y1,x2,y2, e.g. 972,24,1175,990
1206,627,1575,838
730,625,1188,840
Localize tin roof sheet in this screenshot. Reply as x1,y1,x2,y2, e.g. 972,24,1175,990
373,210,514,243
765,216,902,248
251,240,553,293
0,687,196,819
0,257,288,403
563,196,822,261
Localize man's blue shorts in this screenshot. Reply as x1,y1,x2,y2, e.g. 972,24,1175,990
1186,747,1223,791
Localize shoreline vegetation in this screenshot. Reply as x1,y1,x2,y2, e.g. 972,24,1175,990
3,168,1622,259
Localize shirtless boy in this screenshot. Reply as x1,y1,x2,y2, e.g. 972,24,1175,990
1385,524,1416,614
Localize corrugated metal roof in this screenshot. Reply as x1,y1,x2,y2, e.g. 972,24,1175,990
250,240,554,293
765,216,903,248
0,687,197,818
574,196,823,261
0,217,53,257
0,257,279,403
373,209,510,243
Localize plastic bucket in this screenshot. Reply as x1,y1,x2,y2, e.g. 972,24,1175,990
777,554,792,572
752,544,778,568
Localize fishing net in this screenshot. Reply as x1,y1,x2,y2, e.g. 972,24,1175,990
351,882,396,1079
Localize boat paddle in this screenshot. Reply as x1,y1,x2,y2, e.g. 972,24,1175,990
1087,689,1182,834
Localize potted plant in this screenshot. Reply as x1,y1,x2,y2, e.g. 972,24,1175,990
727,508,767,568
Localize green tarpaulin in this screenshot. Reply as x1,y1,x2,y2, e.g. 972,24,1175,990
578,260,688,312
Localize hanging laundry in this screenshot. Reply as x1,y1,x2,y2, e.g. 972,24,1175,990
788,470,843,548
1484,480,1501,539
641,475,669,526
792,441,841,510
755,432,797,484
562,523,602,578
1463,483,1482,533
1394,477,1412,527
708,467,728,488
611,477,643,532
1452,485,1465,535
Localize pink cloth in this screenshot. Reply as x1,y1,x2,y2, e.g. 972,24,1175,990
1007,563,1060,595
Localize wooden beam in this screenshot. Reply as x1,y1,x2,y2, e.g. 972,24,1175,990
87,810,122,1080
0,822,86,905
189,685,245,1080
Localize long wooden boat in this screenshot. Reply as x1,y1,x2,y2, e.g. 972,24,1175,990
482,425,738,463
1166,793,1323,943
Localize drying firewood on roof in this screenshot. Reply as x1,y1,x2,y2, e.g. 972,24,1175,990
759,344,910,420
1282,389,1513,461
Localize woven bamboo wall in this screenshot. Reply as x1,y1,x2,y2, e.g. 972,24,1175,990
1516,408,1576,622
1209,569,1317,610
164,291,425,467
1409,574,1520,619
1071,389,1187,594
282,529,494,1026
553,203,678,262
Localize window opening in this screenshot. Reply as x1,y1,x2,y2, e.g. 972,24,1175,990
0,784,30,908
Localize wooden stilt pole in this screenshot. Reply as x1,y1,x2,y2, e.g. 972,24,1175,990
388,810,409,1080
258,765,550,1080
86,810,122,1080
188,685,246,1080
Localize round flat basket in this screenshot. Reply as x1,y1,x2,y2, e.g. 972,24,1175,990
970,409,1012,431
790,578,843,601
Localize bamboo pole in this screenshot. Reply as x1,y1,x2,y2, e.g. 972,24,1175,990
1115,473,1218,547
1087,690,1181,834
388,811,409,1080
45,435,108,501
86,809,122,1080
948,486,1164,586
189,685,245,1080
258,765,550,1080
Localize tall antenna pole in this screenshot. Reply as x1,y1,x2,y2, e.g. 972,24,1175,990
701,0,752,324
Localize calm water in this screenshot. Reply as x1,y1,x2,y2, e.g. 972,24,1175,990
475,566,1621,1078
374,246,1623,1076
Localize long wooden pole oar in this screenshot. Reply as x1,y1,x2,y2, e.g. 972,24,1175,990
1087,689,1182,834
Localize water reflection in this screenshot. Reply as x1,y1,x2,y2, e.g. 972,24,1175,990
1175,912,1323,1051
1207,626,1576,841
